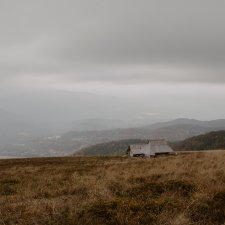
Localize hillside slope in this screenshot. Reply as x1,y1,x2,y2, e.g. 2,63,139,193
76,130,225,156
1,152,225,225
171,130,225,151
75,139,148,156
144,118,225,129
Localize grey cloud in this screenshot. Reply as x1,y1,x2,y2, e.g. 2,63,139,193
0,0,225,85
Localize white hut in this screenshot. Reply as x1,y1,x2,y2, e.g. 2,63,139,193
127,139,174,157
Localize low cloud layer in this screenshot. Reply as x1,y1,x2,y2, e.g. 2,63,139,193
0,0,225,87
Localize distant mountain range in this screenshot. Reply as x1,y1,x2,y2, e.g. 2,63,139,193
1,118,225,157
64,118,225,143
145,118,225,129
0,90,165,150
1,89,225,157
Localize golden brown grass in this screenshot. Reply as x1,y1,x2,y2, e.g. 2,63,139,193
0,151,225,225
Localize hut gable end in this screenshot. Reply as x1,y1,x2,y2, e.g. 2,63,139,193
127,139,174,157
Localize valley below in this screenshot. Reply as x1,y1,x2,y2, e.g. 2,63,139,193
1,118,225,157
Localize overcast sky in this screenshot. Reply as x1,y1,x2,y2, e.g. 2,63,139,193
1,0,225,120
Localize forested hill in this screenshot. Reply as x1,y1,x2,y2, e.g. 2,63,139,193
74,139,148,156
171,130,225,151
75,130,225,156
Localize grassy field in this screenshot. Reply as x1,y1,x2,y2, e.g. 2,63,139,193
0,152,225,225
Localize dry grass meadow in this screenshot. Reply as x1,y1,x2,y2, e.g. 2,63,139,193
0,151,225,225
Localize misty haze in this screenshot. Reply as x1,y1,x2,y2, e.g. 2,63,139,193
1,1,225,224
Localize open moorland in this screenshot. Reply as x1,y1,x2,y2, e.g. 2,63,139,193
0,152,225,225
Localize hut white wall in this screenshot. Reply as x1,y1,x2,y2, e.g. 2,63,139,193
130,144,151,156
